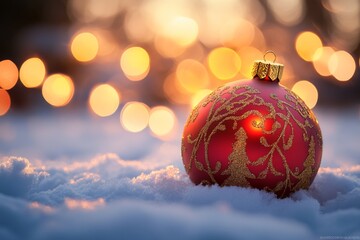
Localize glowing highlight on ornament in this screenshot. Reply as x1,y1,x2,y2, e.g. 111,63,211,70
292,80,318,109
19,57,46,88
71,32,99,62
149,106,176,139
89,84,120,117
42,74,74,107
208,47,241,80
0,89,11,116
120,47,150,81
244,115,264,136
312,47,335,77
176,59,209,93
295,31,322,62
0,60,18,90
328,51,356,82
120,101,149,132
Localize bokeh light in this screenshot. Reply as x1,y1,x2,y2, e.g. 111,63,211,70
19,57,46,88
238,47,262,78
292,80,318,109
267,0,305,26
70,32,99,62
163,73,190,105
42,74,75,107
176,59,209,93
154,35,186,59
312,47,335,77
0,60,18,90
295,31,323,62
0,89,11,116
220,19,255,48
328,51,356,82
191,89,213,108
207,47,241,81
149,106,176,139
89,84,120,117
120,101,149,132
120,47,150,81
163,16,198,47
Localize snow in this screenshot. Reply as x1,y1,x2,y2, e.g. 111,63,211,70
0,107,360,240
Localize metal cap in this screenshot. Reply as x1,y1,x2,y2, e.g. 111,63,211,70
251,51,284,82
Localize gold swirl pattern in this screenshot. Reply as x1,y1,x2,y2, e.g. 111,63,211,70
182,80,322,198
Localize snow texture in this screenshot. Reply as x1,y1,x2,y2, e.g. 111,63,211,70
0,108,360,240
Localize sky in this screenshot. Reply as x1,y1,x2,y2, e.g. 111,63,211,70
0,108,360,240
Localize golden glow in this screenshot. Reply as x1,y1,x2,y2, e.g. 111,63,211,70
65,198,105,210
312,47,335,77
120,47,150,81
267,0,305,26
221,19,255,48
191,89,212,108
149,106,176,138
208,47,241,80
238,47,262,78
0,60,18,90
328,50,356,81
292,80,318,109
120,101,149,132
0,89,11,116
295,31,323,61
246,116,263,135
71,32,99,62
176,59,209,93
154,35,186,59
164,16,198,47
42,74,75,107
89,84,120,117
19,57,46,88
124,10,153,43
163,73,190,105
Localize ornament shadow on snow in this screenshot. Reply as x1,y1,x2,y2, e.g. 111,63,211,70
181,51,323,198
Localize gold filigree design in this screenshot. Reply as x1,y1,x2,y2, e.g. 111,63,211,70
222,127,254,187
184,82,321,197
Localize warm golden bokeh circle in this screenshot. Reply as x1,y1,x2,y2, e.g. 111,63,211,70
19,57,46,88
89,84,120,117
207,47,241,81
148,106,176,138
71,32,99,62
120,47,150,81
292,80,318,109
42,74,75,107
295,31,322,62
0,60,18,90
120,101,150,132
0,89,11,116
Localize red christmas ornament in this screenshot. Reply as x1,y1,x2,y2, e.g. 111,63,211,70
181,51,322,198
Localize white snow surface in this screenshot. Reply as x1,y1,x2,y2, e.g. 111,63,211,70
0,108,359,240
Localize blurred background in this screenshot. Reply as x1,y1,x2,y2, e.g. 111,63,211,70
0,0,359,163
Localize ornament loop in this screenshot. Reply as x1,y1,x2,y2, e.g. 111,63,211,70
263,50,276,63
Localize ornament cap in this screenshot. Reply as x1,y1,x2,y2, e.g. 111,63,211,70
251,51,284,82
